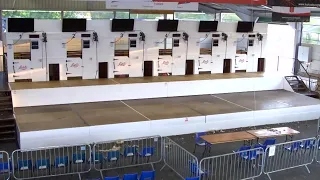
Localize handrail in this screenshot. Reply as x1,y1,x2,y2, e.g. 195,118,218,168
295,58,311,91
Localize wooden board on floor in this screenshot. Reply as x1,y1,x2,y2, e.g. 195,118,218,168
10,73,266,90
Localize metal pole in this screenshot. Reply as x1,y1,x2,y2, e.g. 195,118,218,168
61,11,64,19
318,117,320,137
294,22,302,75
0,10,3,41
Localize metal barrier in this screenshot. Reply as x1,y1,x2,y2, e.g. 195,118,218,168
12,144,92,180
264,138,317,180
160,137,199,179
93,135,162,178
0,151,10,180
199,147,264,180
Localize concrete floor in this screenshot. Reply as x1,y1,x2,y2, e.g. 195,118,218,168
15,90,320,132
9,72,265,90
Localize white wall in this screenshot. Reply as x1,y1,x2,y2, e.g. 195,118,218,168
264,24,296,75
301,43,320,74
5,20,273,82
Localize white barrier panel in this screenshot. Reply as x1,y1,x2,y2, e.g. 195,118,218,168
12,76,284,107
0,151,10,180
12,82,168,107
200,148,264,180
12,144,92,180
161,137,199,179
166,76,284,97
93,135,162,179
264,138,317,180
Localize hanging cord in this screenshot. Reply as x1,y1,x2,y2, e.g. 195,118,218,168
260,39,263,58
12,33,24,45
95,41,99,79
157,32,173,44
111,33,124,44
198,34,209,43
65,32,77,44
224,39,228,59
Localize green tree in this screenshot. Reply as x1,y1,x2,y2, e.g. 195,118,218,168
90,11,114,19
2,10,61,19
175,12,215,20
221,13,241,22
131,14,164,19
115,12,129,19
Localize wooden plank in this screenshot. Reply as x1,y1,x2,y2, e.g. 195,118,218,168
201,131,256,144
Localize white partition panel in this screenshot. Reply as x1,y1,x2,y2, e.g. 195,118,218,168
88,121,152,143
12,82,168,107
20,127,91,149
150,116,206,136
166,76,284,97
19,104,320,149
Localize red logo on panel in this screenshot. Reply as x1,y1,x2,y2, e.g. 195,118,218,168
162,61,170,65
202,60,209,64
18,65,27,70
118,62,126,66
70,63,80,68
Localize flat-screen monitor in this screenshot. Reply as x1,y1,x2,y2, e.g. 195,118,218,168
198,21,218,32
62,19,87,32
8,18,34,32
111,19,134,32
236,21,255,33
157,20,178,32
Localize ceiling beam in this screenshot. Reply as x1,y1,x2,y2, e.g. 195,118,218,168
199,4,218,14
218,4,259,21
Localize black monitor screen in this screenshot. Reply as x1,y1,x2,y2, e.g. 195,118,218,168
157,20,178,32
236,21,255,33
198,21,218,32
111,19,134,32
62,19,87,32
8,18,34,32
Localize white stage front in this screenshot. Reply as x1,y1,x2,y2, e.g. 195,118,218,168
13,74,320,149
12,75,285,107
19,104,320,149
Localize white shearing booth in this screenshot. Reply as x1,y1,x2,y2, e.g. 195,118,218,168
5,20,317,150
4,19,269,82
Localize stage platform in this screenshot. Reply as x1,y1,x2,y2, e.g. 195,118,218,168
10,73,266,90
15,90,320,149
10,72,287,107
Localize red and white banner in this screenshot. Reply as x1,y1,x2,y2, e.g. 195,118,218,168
268,0,320,7
272,6,310,22
106,0,199,11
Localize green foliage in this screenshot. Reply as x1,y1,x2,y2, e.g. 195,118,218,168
175,12,215,20
2,10,61,19
130,14,163,19
115,12,129,19
2,10,240,22
90,11,114,19
221,13,241,22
